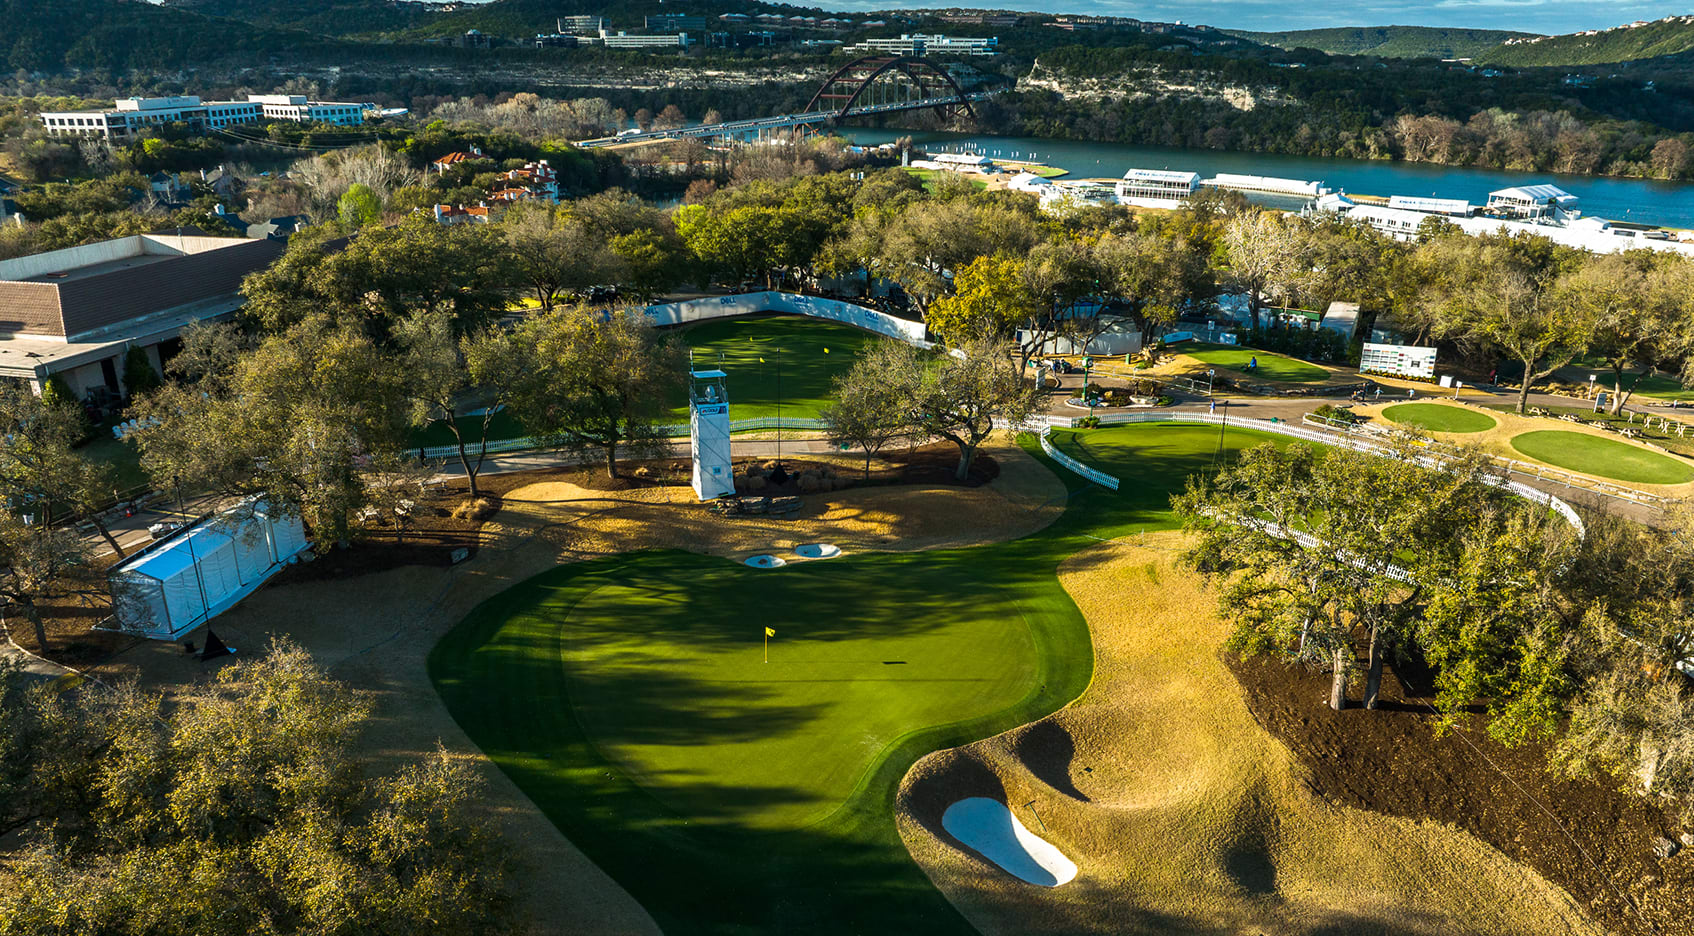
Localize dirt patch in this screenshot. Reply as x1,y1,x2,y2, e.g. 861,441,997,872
897,533,1598,936
1230,649,1694,935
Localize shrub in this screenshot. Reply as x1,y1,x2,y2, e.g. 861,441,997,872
1311,403,1361,425
1077,415,1101,429
122,346,161,397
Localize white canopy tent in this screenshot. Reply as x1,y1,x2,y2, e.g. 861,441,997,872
108,502,309,639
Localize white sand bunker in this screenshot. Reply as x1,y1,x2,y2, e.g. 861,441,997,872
794,543,842,560
745,554,787,569
941,798,1077,887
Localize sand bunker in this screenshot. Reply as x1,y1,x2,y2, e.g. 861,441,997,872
943,798,1077,887
744,554,786,569
794,543,841,559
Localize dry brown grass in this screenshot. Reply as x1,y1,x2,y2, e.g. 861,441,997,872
896,532,1600,936
85,438,1066,936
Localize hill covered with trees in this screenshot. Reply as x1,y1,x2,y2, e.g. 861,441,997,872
159,0,435,37
0,0,319,72
1228,25,1534,60
1477,16,1694,67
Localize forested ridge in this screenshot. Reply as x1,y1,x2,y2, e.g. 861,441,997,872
1226,26,1535,60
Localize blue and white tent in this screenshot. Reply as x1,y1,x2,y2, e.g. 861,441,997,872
108,501,309,639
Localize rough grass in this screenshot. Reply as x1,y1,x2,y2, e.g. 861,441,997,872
896,533,1598,936
663,315,881,421
1382,402,1498,434
1510,429,1694,485
1183,344,1331,383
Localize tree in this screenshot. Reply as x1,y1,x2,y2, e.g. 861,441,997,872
241,215,513,339
1559,250,1694,414
398,311,514,499
1556,505,1694,802
131,318,410,547
926,254,1039,346
1175,439,1517,713
820,344,917,478
503,306,686,478
0,514,98,654
121,346,161,398
1096,229,1205,357
1422,233,1589,415
833,337,1039,480
502,203,614,312
0,643,516,934
336,181,383,229
1222,210,1306,329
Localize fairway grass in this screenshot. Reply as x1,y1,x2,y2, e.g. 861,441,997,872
663,315,879,421
1183,345,1330,383
1381,402,1497,434
1510,429,1694,485
430,423,1286,933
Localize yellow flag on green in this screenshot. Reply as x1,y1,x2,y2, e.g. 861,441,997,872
765,627,776,637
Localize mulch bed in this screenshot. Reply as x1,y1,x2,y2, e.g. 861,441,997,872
1228,648,1694,935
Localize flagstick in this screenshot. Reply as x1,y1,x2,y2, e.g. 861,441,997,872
764,629,769,664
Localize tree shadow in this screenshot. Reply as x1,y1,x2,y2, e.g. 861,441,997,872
1013,720,1090,802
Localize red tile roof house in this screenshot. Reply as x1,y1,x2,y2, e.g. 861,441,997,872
430,145,486,173
0,233,283,404
432,203,497,224
498,160,559,200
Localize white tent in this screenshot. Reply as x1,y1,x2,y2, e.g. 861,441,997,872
108,502,309,639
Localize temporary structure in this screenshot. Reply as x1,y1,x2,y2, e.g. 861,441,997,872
108,501,309,639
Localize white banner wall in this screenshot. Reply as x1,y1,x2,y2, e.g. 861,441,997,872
643,291,931,347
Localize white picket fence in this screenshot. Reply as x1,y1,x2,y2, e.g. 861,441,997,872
1040,412,1584,537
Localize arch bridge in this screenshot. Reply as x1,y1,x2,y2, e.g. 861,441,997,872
578,55,988,147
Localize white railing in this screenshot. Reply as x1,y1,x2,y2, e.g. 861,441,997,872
1044,413,1585,537
1037,425,1120,490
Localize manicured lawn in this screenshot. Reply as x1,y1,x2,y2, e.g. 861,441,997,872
429,423,1283,933
1629,373,1694,401
407,408,530,449
663,315,881,421
1184,345,1330,384
1381,403,1497,434
901,167,988,192
1510,429,1694,485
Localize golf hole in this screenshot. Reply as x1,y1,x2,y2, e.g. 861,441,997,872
941,797,1077,887
795,543,842,560
745,554,787,569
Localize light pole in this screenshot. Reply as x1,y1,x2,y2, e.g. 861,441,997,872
1082,356,1095,415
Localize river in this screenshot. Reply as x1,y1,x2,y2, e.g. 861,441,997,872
839,128,1694,229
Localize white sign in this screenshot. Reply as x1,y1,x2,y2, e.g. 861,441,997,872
1360,342,1437,379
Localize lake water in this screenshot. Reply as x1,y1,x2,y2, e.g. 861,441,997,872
840,128,1694,229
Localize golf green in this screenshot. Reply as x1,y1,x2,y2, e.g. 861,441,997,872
664,315,880,420
1510,430,1694,485
429,423,1283,933
1185,345,1329,383
1381,403,1497,434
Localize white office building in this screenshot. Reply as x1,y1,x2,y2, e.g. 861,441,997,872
1116,168,1201,207
599,29,691,48
842,33,999,56
41,94,370,140
247,94,369,126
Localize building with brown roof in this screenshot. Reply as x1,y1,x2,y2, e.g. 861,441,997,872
0,233,284,404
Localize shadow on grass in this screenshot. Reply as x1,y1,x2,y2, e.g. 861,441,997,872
428,425,1287,934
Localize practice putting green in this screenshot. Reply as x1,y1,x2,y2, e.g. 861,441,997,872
430,423,1282,933
664,315,881,420
1510,430,1694,485
1381,403,1497,434
1184,345,1330,383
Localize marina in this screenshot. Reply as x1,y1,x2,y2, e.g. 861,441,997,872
844,128,1694,230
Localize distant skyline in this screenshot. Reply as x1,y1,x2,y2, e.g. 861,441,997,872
826,1,1692,34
